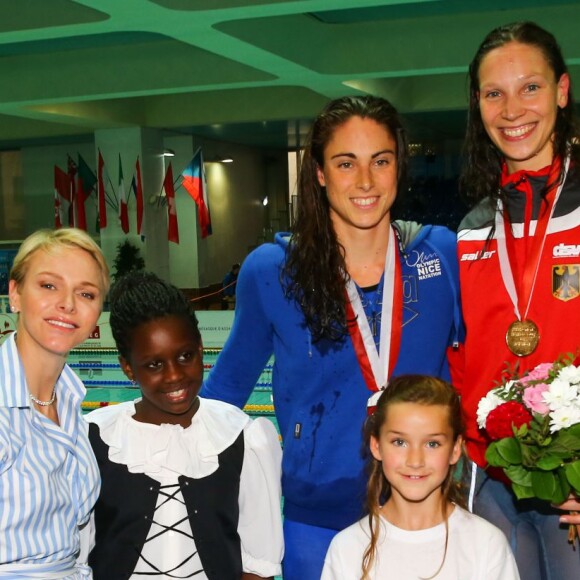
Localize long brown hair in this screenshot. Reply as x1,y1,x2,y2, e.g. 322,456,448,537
361,375,467,580
282,95,408,342
460,21,580,208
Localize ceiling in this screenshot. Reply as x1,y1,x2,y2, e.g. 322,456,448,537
1,0,580,151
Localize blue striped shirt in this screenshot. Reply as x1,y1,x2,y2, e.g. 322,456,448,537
0,333,100,574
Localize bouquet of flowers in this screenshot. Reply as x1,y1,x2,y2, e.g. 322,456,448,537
477,356,580,547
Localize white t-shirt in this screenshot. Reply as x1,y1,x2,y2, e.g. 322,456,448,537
321,505,520,580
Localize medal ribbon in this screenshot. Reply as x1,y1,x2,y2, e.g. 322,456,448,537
345,227,403,392
496,156,568,321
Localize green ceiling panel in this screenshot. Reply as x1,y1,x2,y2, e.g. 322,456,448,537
144,86,329,127
216,4,580,75
0,34,275,104
311,0,577,23
0,0,108,33
0,112,92,141
0,32,165,58
150,0,292,10
0,0,578,149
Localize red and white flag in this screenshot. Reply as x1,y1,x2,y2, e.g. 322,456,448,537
118,154,129,233
97,150,107,229
163,163,179,244
135,158,144,236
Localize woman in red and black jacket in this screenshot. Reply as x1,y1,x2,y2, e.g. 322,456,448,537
457,21,580,580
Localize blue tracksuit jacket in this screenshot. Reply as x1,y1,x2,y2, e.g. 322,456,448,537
202,222,463,531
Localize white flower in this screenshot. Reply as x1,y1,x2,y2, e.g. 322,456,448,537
477,388,507,429
557,365,580,385
542,378,579,411
549,405,580,433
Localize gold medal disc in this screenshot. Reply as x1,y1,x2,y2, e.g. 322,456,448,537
506,319,540,357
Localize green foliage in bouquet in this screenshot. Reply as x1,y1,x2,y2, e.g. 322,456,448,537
486,421,580,504
479,356,580,504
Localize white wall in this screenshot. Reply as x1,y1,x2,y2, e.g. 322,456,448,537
164,135,287,288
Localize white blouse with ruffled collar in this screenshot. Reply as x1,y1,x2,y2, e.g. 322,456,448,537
86,397,283,578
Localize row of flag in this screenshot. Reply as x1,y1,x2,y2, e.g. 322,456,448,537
53,148,212,242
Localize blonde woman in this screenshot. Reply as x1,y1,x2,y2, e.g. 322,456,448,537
0,228,109,578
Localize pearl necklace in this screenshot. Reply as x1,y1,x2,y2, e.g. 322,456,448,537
29,388,56,407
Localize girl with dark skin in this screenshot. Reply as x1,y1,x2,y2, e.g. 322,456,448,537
85,272,283,580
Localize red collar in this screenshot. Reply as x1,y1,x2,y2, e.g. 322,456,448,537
500,159,554,188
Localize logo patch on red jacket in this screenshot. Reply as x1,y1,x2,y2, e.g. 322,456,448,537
552,265,580,302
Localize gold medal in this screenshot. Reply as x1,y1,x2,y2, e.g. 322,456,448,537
496,158,568,360
506,319,540,357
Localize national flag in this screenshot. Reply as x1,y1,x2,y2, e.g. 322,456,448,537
67,155,77,226
54,166,71,229
163,162,179,244
135,158,144,235
76,154,97,231
97,150,107,229
130,174,145,241
54,190,62,229
118,154,129,234
181,148,212,238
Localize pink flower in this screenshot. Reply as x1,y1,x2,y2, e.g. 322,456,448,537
519,363,553,385
522,383,550,415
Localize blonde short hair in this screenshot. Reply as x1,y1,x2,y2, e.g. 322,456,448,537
10,228,110,293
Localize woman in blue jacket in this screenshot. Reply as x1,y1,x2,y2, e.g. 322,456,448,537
202,95,463,579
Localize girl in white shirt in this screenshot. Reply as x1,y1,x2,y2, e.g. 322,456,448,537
321,375,520,580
